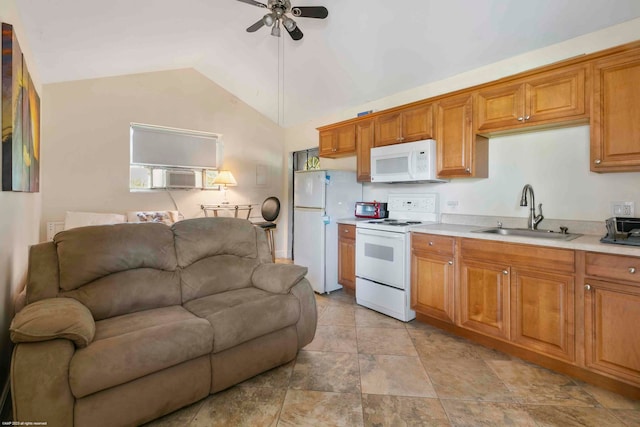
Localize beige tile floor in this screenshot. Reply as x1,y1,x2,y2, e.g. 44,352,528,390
147,290,640,427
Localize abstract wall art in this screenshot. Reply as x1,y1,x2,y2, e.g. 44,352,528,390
2,22,40,192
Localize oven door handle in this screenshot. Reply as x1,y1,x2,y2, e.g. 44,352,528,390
357,229,406,240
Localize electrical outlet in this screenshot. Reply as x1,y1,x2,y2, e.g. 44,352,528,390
447,200,459,209
611,201,635,217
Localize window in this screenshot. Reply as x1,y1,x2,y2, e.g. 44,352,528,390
129,123,223,190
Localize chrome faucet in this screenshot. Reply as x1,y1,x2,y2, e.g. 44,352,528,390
520,184,544,230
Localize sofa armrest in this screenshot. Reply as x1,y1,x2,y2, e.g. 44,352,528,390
251,263,308,294
10,297,95,348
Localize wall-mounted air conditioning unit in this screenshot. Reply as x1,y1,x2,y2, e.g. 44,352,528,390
151,169,200,189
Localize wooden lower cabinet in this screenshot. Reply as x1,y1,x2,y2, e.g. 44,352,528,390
337,224,356,295
411,233,456,323
460,260,511,340
584,279,640,385
511,268,575,361
411,235,640,398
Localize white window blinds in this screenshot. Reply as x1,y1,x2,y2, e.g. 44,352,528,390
130,123,223,169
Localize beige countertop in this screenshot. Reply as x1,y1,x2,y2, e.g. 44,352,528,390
335,215,640,257
411,223,640,257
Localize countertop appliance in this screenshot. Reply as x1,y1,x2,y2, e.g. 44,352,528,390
370,139,446,183
355,193,439,321
601,217,640,246
294,170,362,294
355,201,388,219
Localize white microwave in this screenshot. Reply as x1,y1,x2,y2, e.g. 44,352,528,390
370,139,446,183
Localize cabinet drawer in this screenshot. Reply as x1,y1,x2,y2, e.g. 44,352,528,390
461,238,574,274
338,224,356,241
412,233,454,256
585,252,640,284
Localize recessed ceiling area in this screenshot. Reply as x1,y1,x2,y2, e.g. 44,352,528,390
15,0,640,127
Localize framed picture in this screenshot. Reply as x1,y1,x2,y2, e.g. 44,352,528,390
203,169,220,189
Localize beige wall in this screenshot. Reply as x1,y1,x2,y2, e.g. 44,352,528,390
42,68,287,254
283,18,640,253
0,0,42,409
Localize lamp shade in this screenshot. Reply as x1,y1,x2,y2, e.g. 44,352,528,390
212,170,237,186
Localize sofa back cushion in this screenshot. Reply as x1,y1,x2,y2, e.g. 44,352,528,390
51,223,181,319
173,218,270,302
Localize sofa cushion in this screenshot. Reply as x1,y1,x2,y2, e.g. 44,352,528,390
180,255,258,302
69,306,212,398
183,287,301,353
61,269,181,321
172,218,259,267
55,223,177,291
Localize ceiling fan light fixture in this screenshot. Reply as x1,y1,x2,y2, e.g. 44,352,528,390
262,12,275,27
271,20,281,37
283,16,296,31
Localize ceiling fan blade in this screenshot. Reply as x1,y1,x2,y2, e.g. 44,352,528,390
291,6,328,19
286,24,304,41
246,19,265,32
236,0,268,8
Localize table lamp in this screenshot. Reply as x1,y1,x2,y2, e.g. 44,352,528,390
213,170,237,204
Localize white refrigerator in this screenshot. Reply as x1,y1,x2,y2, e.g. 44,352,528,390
293,170,362,294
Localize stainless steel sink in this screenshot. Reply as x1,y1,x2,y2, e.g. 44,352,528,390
472,227,582,241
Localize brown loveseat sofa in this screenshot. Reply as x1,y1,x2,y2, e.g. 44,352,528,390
9,217,317,426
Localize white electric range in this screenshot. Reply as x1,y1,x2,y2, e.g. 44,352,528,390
355,193,439,321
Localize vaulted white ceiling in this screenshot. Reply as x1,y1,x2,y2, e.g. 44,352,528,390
15,0,640,127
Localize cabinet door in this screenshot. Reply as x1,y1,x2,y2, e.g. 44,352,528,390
338,224,356,294
436,93,487,178
526,66,587,125
319,130,335,157
584,279,640,385
402,103,434,142
356,120,374,182
335,125,356,154
511,269,575,361
411,251,455,323
374,112,403,146
475,83,525,132
460,260,510,340
591,50,640,172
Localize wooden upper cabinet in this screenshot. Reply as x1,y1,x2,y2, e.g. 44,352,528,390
475,65,588,133
356,119,374,182
318,124,356,158
591,49,640,172
374,103,434,147
436,93,488,178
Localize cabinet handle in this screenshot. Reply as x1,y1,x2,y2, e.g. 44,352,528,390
594,159,601,165
448,260,454,265
630,267,637,274
503,270,508,275
429,241,434,246
396,136,405,142
525,115,530,120
585,284,592,291
465,168,471,173
517,117,524,121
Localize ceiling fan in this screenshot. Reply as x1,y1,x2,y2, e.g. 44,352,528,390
237,0,328,41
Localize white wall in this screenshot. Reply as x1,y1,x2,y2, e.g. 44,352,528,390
283,18,640,252
42,68,287,254
0,0,42,410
